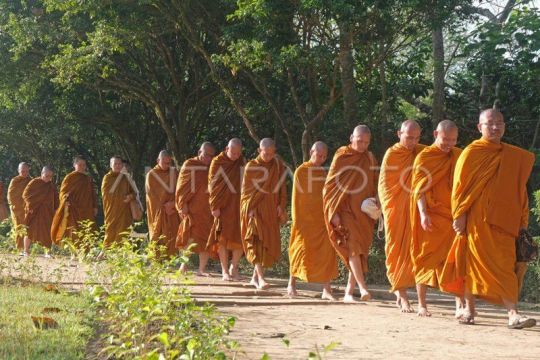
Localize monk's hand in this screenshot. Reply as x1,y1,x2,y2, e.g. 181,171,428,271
248,210,255,218
453,214,467,235
177,204,187,218
123,194,133,203
420,211,433,232
165,202,177,216
212,209,221,218
331,213,341,227
277,206,283,218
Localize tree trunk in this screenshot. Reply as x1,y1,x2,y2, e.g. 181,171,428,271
432,26,445,129
339,21,357,128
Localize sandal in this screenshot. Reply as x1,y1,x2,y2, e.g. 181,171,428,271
508,315,536,329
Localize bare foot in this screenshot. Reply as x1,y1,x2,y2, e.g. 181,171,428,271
417,307,432,317
360,291,372,301
343,295,361,304
257,280,271,290
180,263,188,274
249,277,259,289
287,286,298,298
196,271,211,277
222,273,232,281
321,289,337,301
400,299,415,313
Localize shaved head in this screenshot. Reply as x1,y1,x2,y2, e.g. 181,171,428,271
434,120,458,153
477,108,505,143
400,119,421,132
73,155,87,173
259,138,276,149
41,166,54,182
157,150,172,170
228,138,242,148
18,162,30,177
436,120,458,132
310,141,328,166
352,125,372,136
198,141,216,165
258,138,276,162
110,155,124,173
226,138,243,161
398,119,421,150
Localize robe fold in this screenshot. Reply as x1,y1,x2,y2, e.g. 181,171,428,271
175,157,216,257
206,151,245,252
0,182,8,221
440,139,534,305
23,178,58,248
50,171,97,247
240,156,287,268
7,175,32,249
379,143,426,292
102,171,134,247
323,146,378,272
410,145,462,288
290,161,338,282
146,165,180,257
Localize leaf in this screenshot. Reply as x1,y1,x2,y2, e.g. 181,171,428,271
323,341,341,352
42,307,62,313
282,338,290,347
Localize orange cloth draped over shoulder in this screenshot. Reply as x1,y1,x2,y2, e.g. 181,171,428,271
379,143,426,292
206,151,245,252
289,161,338,283
146,165,180,257
23,178,59,248
240,156,287,268
0,182,8,221
176,157,216,257
7,175,31,249
323,146,378,273
101,171,134,247
410,145,462,288
440,139,534,305
51,171,97,247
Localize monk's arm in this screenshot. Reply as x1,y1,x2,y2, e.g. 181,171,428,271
520,190,529,230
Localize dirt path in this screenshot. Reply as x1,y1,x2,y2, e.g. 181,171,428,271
2,254,539,359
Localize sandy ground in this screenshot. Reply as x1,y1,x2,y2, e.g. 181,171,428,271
2,254,539,360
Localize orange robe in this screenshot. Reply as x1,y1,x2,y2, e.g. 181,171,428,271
176,157,215,256
240,156,287,268
440,139,534,305
7,175,32,249
146,165,180,257
323,146,378,272
290,162,338,282
206,151,246,252
379,143,426,291
23,178,59,248
410,145,462,288
0,182,8,221
51,171,97,247
101,171,134,247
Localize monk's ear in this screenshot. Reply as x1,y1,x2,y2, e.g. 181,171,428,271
257,148,261,154
397,130,401,138
433,130,438,139
477,123,482,133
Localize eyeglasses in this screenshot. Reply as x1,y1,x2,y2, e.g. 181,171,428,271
480,122,505,128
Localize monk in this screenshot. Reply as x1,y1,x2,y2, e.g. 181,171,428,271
0,182,8,221
51,156,98,250
101,156,134,248
240,138,287,289
379,120,425,312
22,166,58,256
207,138,246,281
7,162,32,253
145,150,180,258
176,142,216,275
441,109,536,329
323,126,379,302
289,141,338,300
410,120,463,317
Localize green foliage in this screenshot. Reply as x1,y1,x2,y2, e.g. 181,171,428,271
87,239,238,359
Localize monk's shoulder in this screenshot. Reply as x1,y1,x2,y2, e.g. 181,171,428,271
451,147,463,158
503,142,535,162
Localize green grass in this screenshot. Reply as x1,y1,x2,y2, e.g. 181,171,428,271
0,283,95,360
